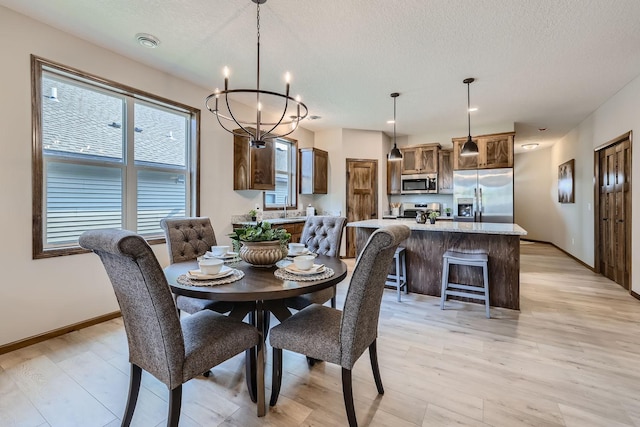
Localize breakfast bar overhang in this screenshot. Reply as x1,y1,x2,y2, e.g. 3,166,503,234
348,220,528,310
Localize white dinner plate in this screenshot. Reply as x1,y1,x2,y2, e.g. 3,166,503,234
204,251,239,260
284,264,326,276
187,265,234,280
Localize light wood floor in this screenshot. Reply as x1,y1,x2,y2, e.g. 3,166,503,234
2,242,640,427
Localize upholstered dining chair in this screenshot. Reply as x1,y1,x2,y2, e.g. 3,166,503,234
160,216,232,315
284,215,347,310
269,224,410,427
79,229,263,426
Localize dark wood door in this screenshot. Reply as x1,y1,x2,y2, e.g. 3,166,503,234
596,133,631,289
346,159,378,258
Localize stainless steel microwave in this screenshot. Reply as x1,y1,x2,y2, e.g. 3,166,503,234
401,173,438,194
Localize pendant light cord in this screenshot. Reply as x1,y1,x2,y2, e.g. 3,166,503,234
393,95,397,145
467,81,471,138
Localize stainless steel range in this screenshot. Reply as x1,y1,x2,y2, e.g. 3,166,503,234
400,202,441,219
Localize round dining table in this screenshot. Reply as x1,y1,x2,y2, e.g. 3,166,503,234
164,255,348,417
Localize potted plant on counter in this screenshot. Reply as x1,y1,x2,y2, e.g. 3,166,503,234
445,208,452,217
428,211,439,224
248,209,257,221
229,221,291,267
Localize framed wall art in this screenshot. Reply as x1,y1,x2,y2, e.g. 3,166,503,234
558,159,575,203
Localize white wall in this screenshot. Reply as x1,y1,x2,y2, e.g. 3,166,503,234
0,7,312,346
514,148,554,242
551,73,640,293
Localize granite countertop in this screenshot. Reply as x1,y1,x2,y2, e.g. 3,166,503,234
233,217,308,226
347,218,527,236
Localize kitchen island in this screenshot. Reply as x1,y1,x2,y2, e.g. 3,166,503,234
347,219,527,310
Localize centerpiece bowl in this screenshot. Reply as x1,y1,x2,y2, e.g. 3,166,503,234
230,221,290,268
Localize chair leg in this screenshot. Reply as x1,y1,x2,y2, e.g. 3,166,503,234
245,347,257,403
167,385,182,427
369,339,384,395
341,368,358,427
331,295,336,308
122,364,142,427
483,262,490,319
270,348,283,407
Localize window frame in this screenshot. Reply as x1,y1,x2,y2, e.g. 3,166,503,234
31,55,201,259
263,136,298,211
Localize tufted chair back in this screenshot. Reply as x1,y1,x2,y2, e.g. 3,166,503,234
300,216,347,257
79,229,186,388
339,224,410,368
160,217,217,264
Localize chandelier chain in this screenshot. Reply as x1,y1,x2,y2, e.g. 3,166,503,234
256,2,260,43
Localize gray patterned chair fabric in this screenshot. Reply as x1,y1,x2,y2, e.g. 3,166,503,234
285,216,347,310
160,217,231,315
79,229,262,426
269,224,410,426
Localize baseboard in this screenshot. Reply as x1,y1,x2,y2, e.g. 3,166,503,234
631,290,640,301
0,311,121,355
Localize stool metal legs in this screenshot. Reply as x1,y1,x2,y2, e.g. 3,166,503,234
440,252,490,318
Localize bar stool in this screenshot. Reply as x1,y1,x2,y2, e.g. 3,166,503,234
440,250,490,318
386,247,407,302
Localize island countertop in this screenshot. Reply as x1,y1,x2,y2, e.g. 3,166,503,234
350,219,526,310
347,219,527,236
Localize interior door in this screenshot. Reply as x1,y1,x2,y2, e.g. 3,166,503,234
596,133,631,290
346,159,378,258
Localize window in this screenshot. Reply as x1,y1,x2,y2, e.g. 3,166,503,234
32,56,200,258
263,138,297,210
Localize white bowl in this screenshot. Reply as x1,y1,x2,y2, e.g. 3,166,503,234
210,245,230,257
288,242,305,255
199,258,223,275
293,255,315,271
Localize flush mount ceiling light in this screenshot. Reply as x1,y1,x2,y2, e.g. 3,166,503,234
205,0,308,148
522,143,539,150
135,33,160,48
388,92,403,161
460,77,479,157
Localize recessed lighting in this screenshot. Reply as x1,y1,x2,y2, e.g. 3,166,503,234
308,115,322,120
538,127,547,132
468,107,478,112
522,143,539,150
387,120,395,124
136,33,160,48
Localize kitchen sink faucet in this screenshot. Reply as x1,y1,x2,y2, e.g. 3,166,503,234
283,195,287,218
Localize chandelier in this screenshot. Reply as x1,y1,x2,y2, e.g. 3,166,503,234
205,0,308,148
460,77,479,156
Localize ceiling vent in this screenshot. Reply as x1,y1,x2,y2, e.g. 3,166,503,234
135,33,160,48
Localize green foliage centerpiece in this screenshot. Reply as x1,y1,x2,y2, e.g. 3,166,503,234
229,221,290,267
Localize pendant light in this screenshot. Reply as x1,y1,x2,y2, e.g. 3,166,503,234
388,92,402,160
460,77,479,157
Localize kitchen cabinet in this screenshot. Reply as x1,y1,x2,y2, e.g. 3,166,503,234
452,132,515,170
438,149,454,194
299,148,328,194
233,133,275,190
401,143,440,174
386,159,402,195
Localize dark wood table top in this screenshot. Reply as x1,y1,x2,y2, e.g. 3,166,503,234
164,255,348,302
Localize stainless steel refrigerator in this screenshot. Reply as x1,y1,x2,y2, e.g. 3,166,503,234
453,168,513,223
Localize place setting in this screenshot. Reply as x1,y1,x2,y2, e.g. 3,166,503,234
275,245,334,281
177,257,244,286
200,245,242,263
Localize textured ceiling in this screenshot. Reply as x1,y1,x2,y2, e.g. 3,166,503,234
3,0,640,151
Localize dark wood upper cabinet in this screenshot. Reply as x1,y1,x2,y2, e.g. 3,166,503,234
386,159,402,195
233,133,275,190
452,132,515,170
438,149,454,194
299,147,328,194
400,143,440,174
